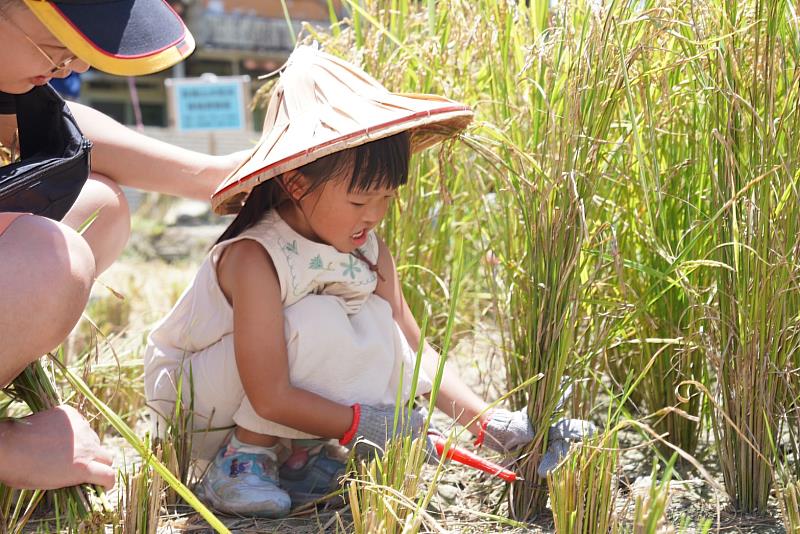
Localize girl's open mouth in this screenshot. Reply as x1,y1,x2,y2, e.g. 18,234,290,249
351,229,367,244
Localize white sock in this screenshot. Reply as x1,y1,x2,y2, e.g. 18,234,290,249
231,434,280,461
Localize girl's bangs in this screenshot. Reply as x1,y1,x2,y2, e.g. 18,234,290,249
347,132,411,193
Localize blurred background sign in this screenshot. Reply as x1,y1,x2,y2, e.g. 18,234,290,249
165,74,251,132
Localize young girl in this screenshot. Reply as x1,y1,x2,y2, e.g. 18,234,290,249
145,45,591,517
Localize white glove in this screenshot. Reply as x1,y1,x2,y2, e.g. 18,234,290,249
345,404,425,457
482,409,597,477
483,408,535,453
537,419,597,477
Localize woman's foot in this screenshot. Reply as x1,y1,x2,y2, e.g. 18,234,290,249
198,437,291,517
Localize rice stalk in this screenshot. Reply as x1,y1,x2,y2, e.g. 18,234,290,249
547,430,619,534
155,361,195,508
1,359,113,532
0,487,45,534
51,357,229,533
627,455,677,534
316,0,641,519
782,306,800,484
346,315,443,534
693,0,800,512
604,0,712,457
117,439,165,534
778,474,800,533
346,434,443,534
464,0,652,518
347,242,464,533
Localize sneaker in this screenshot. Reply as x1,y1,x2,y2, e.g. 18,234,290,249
199,441,292,517
279,441,348,507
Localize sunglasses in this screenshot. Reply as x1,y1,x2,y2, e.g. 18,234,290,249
8,16,77,75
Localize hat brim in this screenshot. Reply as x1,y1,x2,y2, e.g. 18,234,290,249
24,0,195,76
211,105,473,215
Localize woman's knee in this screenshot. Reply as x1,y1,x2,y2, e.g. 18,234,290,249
2,215,95,347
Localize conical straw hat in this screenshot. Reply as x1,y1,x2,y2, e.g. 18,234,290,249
212,44,473,214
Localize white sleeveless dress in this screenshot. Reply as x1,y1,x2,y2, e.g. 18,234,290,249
144,210,431,459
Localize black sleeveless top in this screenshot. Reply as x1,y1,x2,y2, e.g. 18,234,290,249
0,91,16,115
0,85,92,220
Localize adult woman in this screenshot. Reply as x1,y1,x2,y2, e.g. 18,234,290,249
0,0,241,490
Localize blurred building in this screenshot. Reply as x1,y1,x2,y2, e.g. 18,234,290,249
79,0,343,133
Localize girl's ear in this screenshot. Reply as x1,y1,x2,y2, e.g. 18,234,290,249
282,170,307,201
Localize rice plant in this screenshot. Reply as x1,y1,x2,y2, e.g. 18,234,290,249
1,359,114,532
604,0,712,457
548,430,619,534
346,434,442,534
315,0,681,520
117,440,165,534
626,455,677,534
778,473,800,533
466,0,652,518
346,239,465,532
691,0,800,512
345,304,451,534
154,363,195,508
54,358,229,533
4,0,800,530
0,486,45,534
65,326,148,439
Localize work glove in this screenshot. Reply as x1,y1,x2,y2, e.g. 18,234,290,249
482,378,576,453
482,408,597,477
483,408,537,452
340,404,425,458
536,418,597,477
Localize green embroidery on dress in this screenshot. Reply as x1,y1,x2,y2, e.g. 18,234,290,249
309,254,324,269
277,236,304,296
340,255,362,279
309,254,335,271
283,240,299,255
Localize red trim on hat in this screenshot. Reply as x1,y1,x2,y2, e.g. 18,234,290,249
213,105,471,200
50,2,186,59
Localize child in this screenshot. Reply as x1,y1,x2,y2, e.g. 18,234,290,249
144,45,592,517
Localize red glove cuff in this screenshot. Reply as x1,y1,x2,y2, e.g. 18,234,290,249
339,403,361,445
474,411,493,447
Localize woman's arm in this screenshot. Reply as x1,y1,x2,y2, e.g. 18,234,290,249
67,102,246,200
372,236,489,436
217,239,353,438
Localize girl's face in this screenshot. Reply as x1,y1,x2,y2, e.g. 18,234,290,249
280,170,397,254
0,5,90,94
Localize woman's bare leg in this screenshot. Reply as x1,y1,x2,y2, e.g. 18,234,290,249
0,215,115,489
0,214,95,386
0,171,134,490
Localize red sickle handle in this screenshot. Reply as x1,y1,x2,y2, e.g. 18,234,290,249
429,433,519,483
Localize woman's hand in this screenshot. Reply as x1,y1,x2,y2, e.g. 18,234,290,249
0,405,115,490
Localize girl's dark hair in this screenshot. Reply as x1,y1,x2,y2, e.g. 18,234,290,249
215,131,410,244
